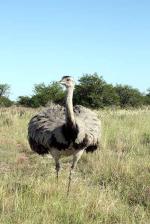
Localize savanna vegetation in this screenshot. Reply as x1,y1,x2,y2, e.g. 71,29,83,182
0,74,150,223
1,73,150,108
0,106,150,224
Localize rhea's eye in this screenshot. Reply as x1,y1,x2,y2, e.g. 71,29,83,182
66,78,70,81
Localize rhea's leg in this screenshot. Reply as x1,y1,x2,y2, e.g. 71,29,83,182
67,150,84,196
50,150,61,184
55,158,60,184
55,159,60,184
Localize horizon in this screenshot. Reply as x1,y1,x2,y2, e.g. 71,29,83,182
0,0,150,100
2,73,150,101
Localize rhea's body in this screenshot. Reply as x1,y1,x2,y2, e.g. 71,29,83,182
28,76,101,194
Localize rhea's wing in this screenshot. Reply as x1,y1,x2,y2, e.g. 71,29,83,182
28,104,68,150
74,105,101,150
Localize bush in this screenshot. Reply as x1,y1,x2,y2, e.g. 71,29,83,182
0,96,13,107
18,82,65,108
115,85,144,108
17,96,32,107
17,74,149,109
74,73,120,108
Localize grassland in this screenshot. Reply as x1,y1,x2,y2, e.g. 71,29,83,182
0,106,150,224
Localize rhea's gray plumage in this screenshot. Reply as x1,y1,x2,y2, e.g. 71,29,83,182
28,76,101,194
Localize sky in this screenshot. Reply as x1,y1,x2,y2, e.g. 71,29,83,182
0,0,150,100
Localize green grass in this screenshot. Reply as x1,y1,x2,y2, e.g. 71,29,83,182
0,106,150,224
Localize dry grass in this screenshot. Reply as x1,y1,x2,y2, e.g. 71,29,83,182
0,106,150,224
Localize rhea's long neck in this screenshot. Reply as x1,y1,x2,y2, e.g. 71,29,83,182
65,86,76,127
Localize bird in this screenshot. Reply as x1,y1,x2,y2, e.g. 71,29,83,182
28,76,101,194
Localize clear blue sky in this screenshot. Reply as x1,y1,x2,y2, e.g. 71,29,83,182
0,0,150,100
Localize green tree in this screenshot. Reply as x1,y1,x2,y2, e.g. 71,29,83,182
74,73,119,108
18,82,65,107
17,74,147,109
115,85,144,108
0,84,13,107
74,73,106,108
17,96,32,107
0,96,13,107
0,84,10,97
102,84,120,107
33,82,65,106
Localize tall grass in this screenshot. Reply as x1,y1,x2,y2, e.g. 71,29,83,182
0,106,150,224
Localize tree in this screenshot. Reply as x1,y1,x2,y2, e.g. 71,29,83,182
102,84,120,106
33,82,65,106
74,73,119,108
18,82,65,107
17,96,32,107
115,85,144,108
17,74,147,109
74,73,105,108
0,84,13,107
0,96,13,107
0,84,10,97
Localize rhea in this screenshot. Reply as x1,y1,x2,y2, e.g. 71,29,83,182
28,76,101,194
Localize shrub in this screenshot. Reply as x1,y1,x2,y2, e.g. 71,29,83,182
74,73,120,108
0,96,13,107
115,85,144,108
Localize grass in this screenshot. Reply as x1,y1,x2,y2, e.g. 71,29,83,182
0,106,150,224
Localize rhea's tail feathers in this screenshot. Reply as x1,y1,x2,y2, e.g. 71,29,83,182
28,137,49,155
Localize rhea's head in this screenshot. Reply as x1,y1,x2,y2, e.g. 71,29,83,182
59,76,75,88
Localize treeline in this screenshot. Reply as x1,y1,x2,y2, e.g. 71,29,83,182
1,73,150,108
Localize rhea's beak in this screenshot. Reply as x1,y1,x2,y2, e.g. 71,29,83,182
59,80,65,85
